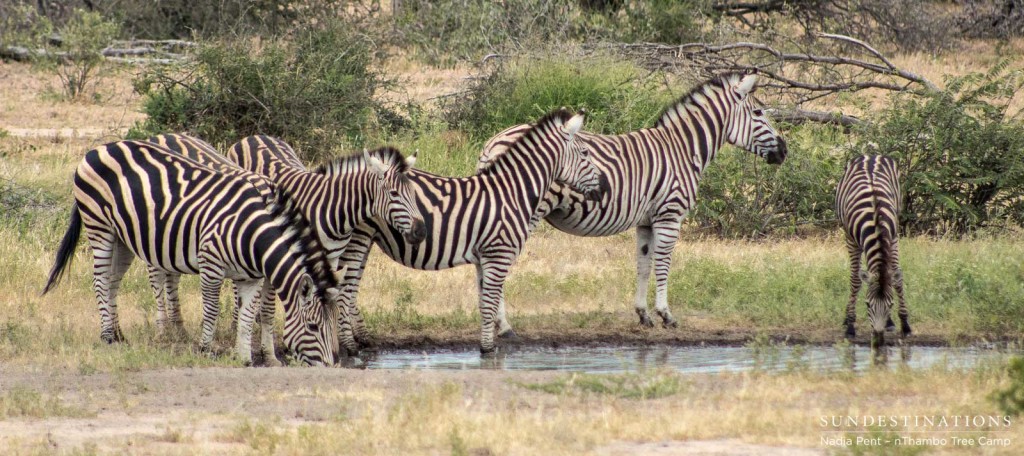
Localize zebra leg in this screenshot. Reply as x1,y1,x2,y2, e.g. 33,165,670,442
87,232,133,343
894,264,911,338
164,272,185,336
634,226,655,328
229,282,241,335
232,279,261,366
336,236,372,356
197,266,226,355
258,280,283,367
477,257,512,354
844,241,862,339
650,221,681,329
147,267,168,334
478,263,516,339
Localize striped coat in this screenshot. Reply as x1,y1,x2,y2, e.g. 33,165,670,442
42,140,340,366
477,73,788,331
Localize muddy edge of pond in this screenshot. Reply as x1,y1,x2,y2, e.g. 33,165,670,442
354,328,1014,353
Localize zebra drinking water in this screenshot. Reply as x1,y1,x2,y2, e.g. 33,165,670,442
224,136,427,353
42,140,341,366
836,154,910,347
476,73,788,331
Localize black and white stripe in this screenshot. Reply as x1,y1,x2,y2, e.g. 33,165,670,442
42,140,341,366
144,134,281,350
315,109,605,354
477,73,788,330
836,154,909,347
223,136,427,353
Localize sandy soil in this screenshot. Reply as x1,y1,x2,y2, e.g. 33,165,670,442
0,367,825,455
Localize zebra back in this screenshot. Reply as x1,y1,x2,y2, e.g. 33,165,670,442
837,154,901,298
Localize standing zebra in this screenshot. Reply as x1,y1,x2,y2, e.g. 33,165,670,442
476,73,788,330
41,140,340,366
314,109,607,354
836,154,909,347
223,136,427,352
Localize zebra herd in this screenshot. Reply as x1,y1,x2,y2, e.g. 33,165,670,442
40,72,909,366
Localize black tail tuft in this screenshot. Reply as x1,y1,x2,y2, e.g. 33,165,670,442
42,202,82,295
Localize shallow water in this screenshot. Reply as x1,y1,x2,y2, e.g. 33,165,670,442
355,344,1015,374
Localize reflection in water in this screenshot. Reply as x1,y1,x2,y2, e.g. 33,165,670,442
353,344,1014,374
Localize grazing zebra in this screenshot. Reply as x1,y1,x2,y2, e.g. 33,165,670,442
223,136,427,352
315,109,607,354
476,73,788,331
836,154,909,347
41,140,340,366
143,133,278,340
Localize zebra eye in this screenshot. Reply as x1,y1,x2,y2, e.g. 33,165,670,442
307,322,320,332
752,109,765,117
389,190,400,198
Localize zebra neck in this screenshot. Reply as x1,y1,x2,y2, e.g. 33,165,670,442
256,232,304,308
656,100,730,172
272,166,371,232
486,151,554,216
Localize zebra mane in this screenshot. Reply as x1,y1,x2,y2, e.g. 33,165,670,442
260,185,340,294
314,146,411,177
477,108,574,177
655,72,747,129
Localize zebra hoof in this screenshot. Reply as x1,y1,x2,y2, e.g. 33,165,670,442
637,310,655,328
662,319,679,329
480,345,498,356
498,329,519,340
262,354,283,367
901,323,912,338
844,327,856,340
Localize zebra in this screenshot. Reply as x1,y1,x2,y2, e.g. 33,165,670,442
142,133,278,341
41,140,341,366
223,136,427,352
836,154,909,347
306,108,607,354
476,73,787,331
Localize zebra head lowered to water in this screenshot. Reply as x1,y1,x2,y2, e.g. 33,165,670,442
836,155,910,348
474,72,789,332
41,140,341,366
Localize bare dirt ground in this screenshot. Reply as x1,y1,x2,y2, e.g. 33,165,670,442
0,366,831,455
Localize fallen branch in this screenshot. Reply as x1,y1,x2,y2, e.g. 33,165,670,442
770,108,861,129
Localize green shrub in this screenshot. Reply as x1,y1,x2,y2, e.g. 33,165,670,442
692,123,846,237
847,63,1024,236
993,356,1024,416
129,20,392,163
445,53,672,141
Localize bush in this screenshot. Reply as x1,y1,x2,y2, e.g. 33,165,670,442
692,123,846,238
389,0,709,66
129,20,392,163
846,63,1024,237
444,53,672,141
46,9,120,100
993,356,1024,416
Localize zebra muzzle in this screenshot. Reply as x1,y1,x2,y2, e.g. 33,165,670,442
766,137,788,165
404,220,427,244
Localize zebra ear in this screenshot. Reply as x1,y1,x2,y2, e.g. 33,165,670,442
364,149,387,177
735,74,758,98
564,113,584,137
301,275,316,304
333,265,349,284
405,150,417,168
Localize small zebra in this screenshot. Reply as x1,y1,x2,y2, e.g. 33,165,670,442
223,136,426,353
476,73,788,331
836,154,909,347
317,108,606,354
41,140,341,366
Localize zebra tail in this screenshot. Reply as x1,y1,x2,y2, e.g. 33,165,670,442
42,202,82,295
